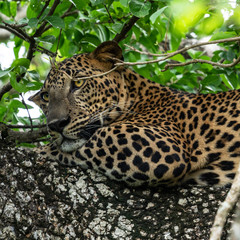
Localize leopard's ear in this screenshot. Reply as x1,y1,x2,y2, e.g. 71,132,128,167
90,41,123,63
28,91,41,107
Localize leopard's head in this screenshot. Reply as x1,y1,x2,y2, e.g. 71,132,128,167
29,41,127,152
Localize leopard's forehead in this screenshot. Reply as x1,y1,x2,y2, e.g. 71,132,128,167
44,53,92,88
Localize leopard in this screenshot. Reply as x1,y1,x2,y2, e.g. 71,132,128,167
29,40,240,187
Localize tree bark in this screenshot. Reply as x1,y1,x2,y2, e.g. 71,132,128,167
0,143,235,239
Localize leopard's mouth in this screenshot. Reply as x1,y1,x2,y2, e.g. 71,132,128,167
60,138,87,153
59,119,103,153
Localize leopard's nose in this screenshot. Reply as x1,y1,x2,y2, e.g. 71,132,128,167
48,117,71,133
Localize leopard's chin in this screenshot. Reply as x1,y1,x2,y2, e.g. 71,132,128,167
60,138,87,153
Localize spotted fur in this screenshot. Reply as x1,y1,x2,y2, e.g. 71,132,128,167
29,41,240,186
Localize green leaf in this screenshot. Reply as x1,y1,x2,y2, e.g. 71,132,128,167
170,54,185,62
69,0,90,9
170,32,182,51
112,23,123,33
27,4,38,18
0,68,13,78
39,35,56,44
9,99,27,110
90,0,105,6
46,16,65,29
27,70,40,81
11,58,30,69
28,18,39,28
30,0,41,11
0,2,11,17
220,74,234,90
150,6,168,24
10,73,28,93
129,0,151,18
201,75,221,87
10,1,17,17
210,32,237,41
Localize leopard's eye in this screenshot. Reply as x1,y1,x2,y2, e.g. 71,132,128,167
73,79,84,88
40,92,49,102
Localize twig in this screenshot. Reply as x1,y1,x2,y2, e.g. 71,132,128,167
118,36,240,67
209,161,240,240
56,29,62,55
42,9,78,33
37,0,51,19
7,124,46,129
113,15,139,43
0,123,48,143
162,55,240,71
125,44,168,57
71,66,119,81
2,21,30,41
65,37,240,83
34,45,56,57
32,137,51,143
0,24,29,42
33,0,61,37
104,4,114,23
20,93,33,131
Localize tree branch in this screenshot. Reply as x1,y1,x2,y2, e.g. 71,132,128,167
209,160,240,240
7,124,46,129
37,0,51,19
33,0,61,37
0,23,29,42
0,82,12,101
104,4,114,23
113,15,139,43
0,123,48,143
162,55,240,72
115,36,240,67
41,8,78,34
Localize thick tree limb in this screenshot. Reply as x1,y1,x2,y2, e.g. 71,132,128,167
113,15,139,43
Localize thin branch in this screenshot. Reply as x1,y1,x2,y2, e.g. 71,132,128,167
0,123,48,143
33,0,61,37
162,55,240,71
104,4,114,23
70,66,119,81
34,45,56,57
118,36,240,66
20,93,33,131
125,44,168,57
42,9,78,33
113,15,139,43
1,21,30,41
7,124,46,129
67,37,240,82
113,36,240,69
56,29,62,55
209,161,240,240
37,0,51,19
0,24,29,42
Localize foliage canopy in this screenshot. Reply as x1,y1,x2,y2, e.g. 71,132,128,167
0,0,240,144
